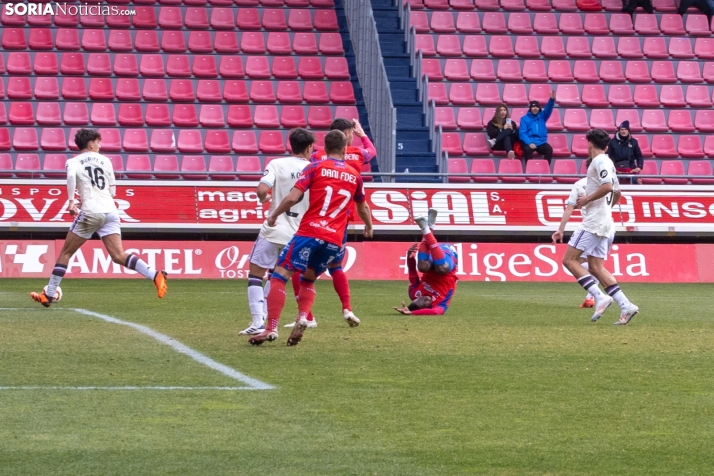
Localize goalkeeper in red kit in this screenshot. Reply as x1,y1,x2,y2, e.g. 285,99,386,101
393,209,459,316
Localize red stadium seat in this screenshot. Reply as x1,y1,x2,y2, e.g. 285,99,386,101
306,106,332,128
695,110,714,132
9,102,35,126
293,33,319,55
660,14,685,35
695,38,714,59
635,14,660,34
153,155,180,179
435,107,457,130
138,78,165,101
14,154,41,177
140,55,165,77
659,160,687,184
325,57,350,80
123,129,149,152
534,13,559,34
219,57,245,79
177,130,204,153
523,60,547,82
167,79,193,102
677,61,703,83
685,85,713,108
574,61,599,82
555,84,581,106
475,83,501,105
668,110,695,132
329,82,356,104
214,32,240,53
669,38,694,59
678,135,704,158
8,52,32,75
590,109,616,131
610,13,634,34
415,35,436,56
271,57,297,79
119,104,146,126
159,7,183,29
167,55,191,77
227,105,253,127
447,158,470,182
688,160,714,184
553,0,577,9
210,7,235,29
509,13,533,34
2,28,27,50
563,109,589,131
652,135,678,157
267,32,293,55
171,104,198,127
254,105,280,128
0,130,9,152
135,31,160,52
126,155,153,179
298,57,324,79
553,159,578,183
550,134,572,156
193,55,218,78
470,158,497,183
63,103,91,126
437,35,462,56
559,13,584,34
660,85,686,107
460,133,488,156
456,12,481,33
29,28,54,50
470,60,496,81
55,12,79,28
62,78,88,100
704,62,714,82
565,37,591,58
584,13,609,34
498,159,526,183
582,85,608,107
40,128,67,151
634,84,660,107
33,53,59,76
432,12,456,33
288,9,313,31
314,9,338,31
605,85,633,107
643,37,668,59
163,31,187,53
618,38,643,58
181,156,208,180
600,61,625,82
540,37,566,58
483,12,508,34
489,36,514,57
548,61,574,82
642,109,668,132
653,0,677,11
197,80,222,102
475,0,500,9
232,132,259,154
236,156,261,180
639,160,661,184
706,136,714,157
497,60,523,82
208,156,236,180
442,134,463,156
410,11,429,32
526,159,552,183
0,154,13,178
13,128,39,150
281,106,308,128
90,103,117,126
184,7,210,28
625,61,651,83
615,109,642,132
257,131,285,154
187,31,212,53
34,77,59,100
150,129,178,152
241,32,266,54
132,7,158,28
199,105,226,128
319,33,344,55
455,108,482,130
686,14,711,36
502,84,528,106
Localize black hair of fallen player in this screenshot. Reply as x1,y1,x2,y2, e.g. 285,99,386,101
329,118,355,132
324,130,347,156
288,128,315,155
75,129,102,150
585,129,610,151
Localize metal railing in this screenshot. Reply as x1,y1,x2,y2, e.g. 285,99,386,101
344,0,397,181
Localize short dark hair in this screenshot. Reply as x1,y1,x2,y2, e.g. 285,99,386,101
288,128,315,155
329,118,355,133
324,130,347,155
74,129,101,150
585,129,610,151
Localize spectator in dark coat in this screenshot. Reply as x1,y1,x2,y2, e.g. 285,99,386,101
486,104,518,160
676,0,713,22
622,0,654,17
607,121,644,184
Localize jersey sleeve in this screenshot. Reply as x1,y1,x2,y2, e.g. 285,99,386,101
595,158,615,185
566,186,579,206
411,307,446,316
260,160,278,188
352,176,366,204
294,162,317,192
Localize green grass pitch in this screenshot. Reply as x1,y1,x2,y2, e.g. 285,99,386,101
1,278,713,475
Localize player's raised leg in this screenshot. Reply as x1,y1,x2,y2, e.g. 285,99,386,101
30,230,86,307
102,233,167,298
561,243,613,322
287,270,318,346
579,260,597,308
586,257,639,325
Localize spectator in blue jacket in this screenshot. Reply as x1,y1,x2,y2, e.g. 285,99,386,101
519,91,556,165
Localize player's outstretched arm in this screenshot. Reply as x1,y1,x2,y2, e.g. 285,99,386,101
267,187,303,227
393,301,412,315
357,202,373,238
552,204,575,244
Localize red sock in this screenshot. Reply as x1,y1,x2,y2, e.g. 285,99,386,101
290,272,314,321
423,232,445,262
331,267,351,311
297,280,317,321
266,277,287,331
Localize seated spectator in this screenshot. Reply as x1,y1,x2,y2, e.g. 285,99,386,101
677,0,713,22
608,121,644,184
519,91,555,164
623,0,654,17
486,104,519,160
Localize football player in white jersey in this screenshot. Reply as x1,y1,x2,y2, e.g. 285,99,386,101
30,129,167,307
560,129,639,325
239,128,315,335
552,171,614,308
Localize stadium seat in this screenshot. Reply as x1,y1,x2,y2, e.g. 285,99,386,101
415,35,436,56
600,61,625,82
642,109,668,132
172,104,198,127
639,160,661,184
33,53,59,76
14,154,41,178
540,37,566,58
625,61,651,83
0,154,12,178
688,160,714,184
634,84,660,107
90,103,117,126
564,37,591,58
470,60,496,81
581,84,607,107
503,84,528,106
6,78,31,100
193,55,218,78
553,0,578,9
704,62,714,82
614,109,641,132
410,11,429,33
523,60,548,82
669,38,695,59
0,129,9,151
584,13,609,34
437,35,463,56
13,128,39,150
462,133,489,155
210,7,235,29
175,130,203,153
148,129,177,153
456,108,483,130
122,129,149,152
695,110,714,132
305,106,331,128
611,13,635,34
677,61,703,83
483,12,508,34
241,32,266,54
208,156,235,180
34,78,59,100
635,14,660,34
35,103,61,126
497,60,523,82
469,158,497,183
163,31,188,52
607,85,634,107
195,80,221,103
450,0,474,9
686,14,711,36
442,136,464,157
235,155,261,180
618,38,643,58
435,107,457,130
559,14,584,34
678,135,704,158
643,37,669,59
593,37,617,59
184,7,210,28
456,12,481,33
554,84,581,106
570,135,589,157
282,106,308,128
563,109,589,131
140,55,165,77
119,104,146,127
498,159,526,183
252,105,279,128
685,85,712,108
534,13,559,34
475,0,500,9
660,14,685,35
432,12,456,33
475,83,502,105
591,109,616,131
659,159,687,184
706,136,714,157
266,32,292,55
552,159,578,183
318,33,344,55
166,55,191,77
126,155,153,179
215,32,240,54
7,52,32,75
459,36,485,57
180,155,208,180
198,105,226,128
502,0,526,9
135,31,160,52
153,155,181,179
40,128,67,151
489,36,514,58
660,85,686,107
62,78,88,100
526,159,552,183
668,110,695,132
695,38,714,59
515,37,540,58
652,0,677,11
29,28,54,50
548,61,574,82
2,28,27,50
652,135,678,157
9,103,35,126
293,33,318,55
574,61,599,82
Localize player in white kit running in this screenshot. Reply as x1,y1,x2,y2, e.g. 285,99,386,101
30,129,167,307
552,171,614,308
239,128,314,335
560,129,639,325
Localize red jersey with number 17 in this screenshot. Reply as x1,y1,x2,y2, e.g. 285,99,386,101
293,158,366,246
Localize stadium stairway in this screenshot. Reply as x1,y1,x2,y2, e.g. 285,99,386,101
371,0,441,181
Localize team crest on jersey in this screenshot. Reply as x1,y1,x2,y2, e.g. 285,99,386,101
600,170,608,178
299,247,311,261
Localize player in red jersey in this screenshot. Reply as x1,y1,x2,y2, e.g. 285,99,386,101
301,118,376,327
393,209,459,316
249,131,374,347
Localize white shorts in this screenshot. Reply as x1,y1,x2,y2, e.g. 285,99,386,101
248,235,285,270
568,228,613,260
69,211,121,240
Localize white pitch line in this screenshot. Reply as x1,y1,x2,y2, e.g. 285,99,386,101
72,308,275,391
0,386,257,391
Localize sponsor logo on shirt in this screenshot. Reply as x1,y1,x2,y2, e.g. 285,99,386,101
309,220,337,233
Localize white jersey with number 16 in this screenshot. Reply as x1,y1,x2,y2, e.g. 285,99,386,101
66,152,117,214
583,153,620,237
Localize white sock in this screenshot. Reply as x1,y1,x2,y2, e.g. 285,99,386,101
585,292,593,300
248,276,265,327
45,263,66,298
606,285,633,310
577,275,606,300
262,279,271,319
125,254,157,280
